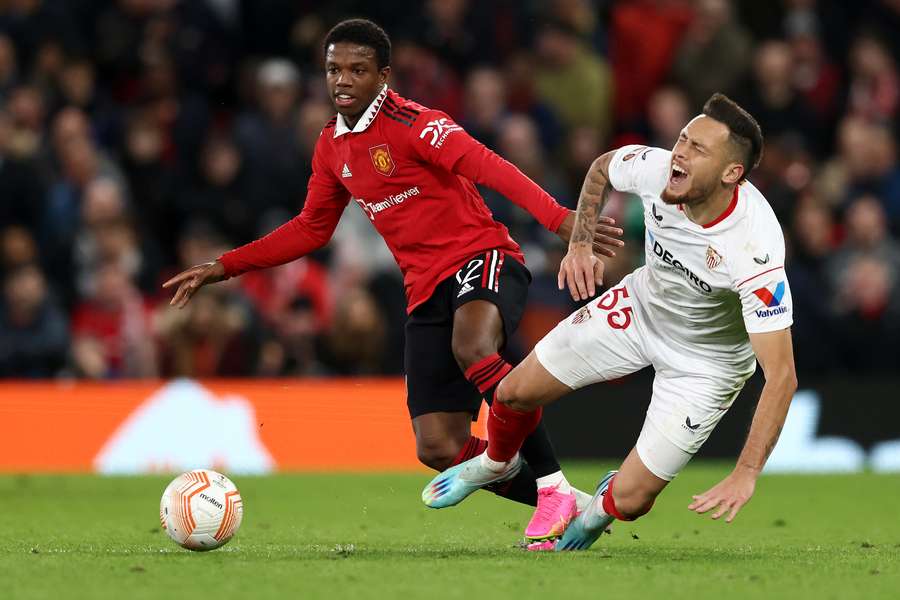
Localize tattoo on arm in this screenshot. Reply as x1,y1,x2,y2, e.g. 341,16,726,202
571,160,610,248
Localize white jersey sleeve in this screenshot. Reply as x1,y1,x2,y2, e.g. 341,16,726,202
607,145,670,196
730,213,794,334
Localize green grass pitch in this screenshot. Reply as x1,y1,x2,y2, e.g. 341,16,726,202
1,464,897,599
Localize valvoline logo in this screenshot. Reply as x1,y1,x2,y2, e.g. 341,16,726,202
753,281,785,307
753,281,790,318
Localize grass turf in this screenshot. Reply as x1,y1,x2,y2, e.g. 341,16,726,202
0,464,897,600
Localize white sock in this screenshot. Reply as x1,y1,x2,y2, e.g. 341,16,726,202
535,470,573,494
480,452,509,472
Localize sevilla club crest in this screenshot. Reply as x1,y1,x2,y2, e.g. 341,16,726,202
369,144,395,176
705,246,723,270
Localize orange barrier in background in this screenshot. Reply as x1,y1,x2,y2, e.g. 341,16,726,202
0,379,487,473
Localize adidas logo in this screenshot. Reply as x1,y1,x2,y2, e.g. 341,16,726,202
457,282,475,298
342,164,352,178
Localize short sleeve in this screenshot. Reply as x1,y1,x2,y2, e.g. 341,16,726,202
731,223,794,334
607,145,670,195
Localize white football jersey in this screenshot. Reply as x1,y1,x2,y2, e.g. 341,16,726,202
607,144,793,370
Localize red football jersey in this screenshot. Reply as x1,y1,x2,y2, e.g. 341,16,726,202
219,87,568,313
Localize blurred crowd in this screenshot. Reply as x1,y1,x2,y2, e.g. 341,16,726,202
0,0,898,380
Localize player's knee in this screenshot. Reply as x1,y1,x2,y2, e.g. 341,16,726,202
495,376,539,412
415,437,462,472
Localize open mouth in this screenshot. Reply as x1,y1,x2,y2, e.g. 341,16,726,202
334,93,355,107
669,163,689,188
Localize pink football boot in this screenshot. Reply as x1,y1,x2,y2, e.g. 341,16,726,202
524,486,578,542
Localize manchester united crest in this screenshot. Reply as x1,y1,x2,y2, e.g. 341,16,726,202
706,245,723,270
369,144,395,176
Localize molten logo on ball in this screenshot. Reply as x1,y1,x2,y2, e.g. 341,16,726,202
160,469,243,551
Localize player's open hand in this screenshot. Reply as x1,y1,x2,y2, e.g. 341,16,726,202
558,246,605,301
162,261,226,309
688,468,757,523
556,212,624,258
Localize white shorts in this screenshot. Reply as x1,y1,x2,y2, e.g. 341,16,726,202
534,275,755,481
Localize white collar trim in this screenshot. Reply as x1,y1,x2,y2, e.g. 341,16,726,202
333,85,389,137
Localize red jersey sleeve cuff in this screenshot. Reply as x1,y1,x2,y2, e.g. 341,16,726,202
547,206,570,233
217,252,237,279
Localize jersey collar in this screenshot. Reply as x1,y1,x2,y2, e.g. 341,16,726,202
701,184,740,228
333,85,388,138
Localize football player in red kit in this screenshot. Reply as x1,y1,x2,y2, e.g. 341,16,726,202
164,19,623,542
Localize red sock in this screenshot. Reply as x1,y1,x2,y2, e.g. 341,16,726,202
601,476,631,521
450,435,488,466
486,401,542,462
601,475,652,521
463,353,513,398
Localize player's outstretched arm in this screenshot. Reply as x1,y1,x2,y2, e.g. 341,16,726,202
558,151,616,301
413,112,623,256
689,328,798,522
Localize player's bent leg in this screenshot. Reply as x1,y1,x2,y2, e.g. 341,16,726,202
451,300,580,511
555,431,689,551
604,447,671,519
554,450,669,552
491,353,585,540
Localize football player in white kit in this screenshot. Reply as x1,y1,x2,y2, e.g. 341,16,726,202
421,94,798,551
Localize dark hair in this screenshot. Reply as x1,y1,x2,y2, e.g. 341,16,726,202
323,19,391,70
702,93,763,182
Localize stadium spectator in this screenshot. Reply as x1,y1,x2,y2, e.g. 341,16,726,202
461,66,508,150
155,285,259,378
323,286,387,375
120,109,178,260
0,224,39,272
828,196,900,295
609,0,692,125
646,86,691,149
847,33,899,123
788,197,839,373
672,0,753,111
818,117,900,223
70,260,156,379
6,85,45,160
0,34,18,101
0,263,68,378
533,19,612,136
0,109,44,232
178,133,255,246
390,38,462,116
788,24,842,137
235,59,306,219
73,177,162,296
739,40,818,150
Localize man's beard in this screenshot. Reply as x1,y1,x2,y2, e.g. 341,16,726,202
660,180,712,205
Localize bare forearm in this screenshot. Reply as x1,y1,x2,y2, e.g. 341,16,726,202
571,157,611,249
736,375,797,473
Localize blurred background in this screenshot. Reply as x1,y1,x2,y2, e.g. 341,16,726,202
0,0,900,468
0,0,897,383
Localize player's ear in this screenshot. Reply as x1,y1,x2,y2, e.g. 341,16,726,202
378,66,391,85
721,162,744,185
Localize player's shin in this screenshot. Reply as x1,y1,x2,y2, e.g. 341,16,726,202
485,402,542,465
